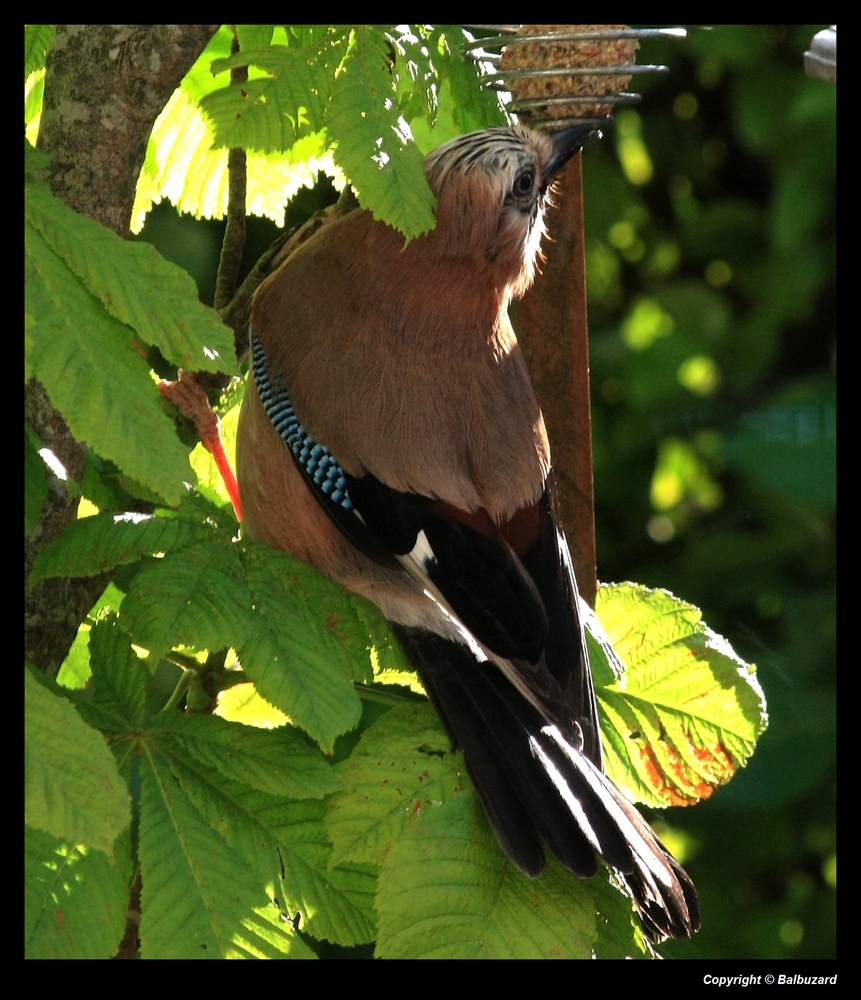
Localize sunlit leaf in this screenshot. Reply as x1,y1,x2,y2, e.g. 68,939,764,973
595,583,767,808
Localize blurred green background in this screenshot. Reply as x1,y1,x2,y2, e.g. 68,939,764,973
135,25,836,958
584,25,835,959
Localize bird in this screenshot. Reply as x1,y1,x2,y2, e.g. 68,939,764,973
236,123,700,941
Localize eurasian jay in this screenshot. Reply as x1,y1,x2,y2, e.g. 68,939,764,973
236,124,700,940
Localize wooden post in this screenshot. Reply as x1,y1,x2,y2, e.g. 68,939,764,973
516,152,597,606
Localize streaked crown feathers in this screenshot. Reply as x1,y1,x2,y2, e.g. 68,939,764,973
422,125,558,289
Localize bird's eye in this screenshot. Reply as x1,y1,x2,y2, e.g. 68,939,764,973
512,169,535,199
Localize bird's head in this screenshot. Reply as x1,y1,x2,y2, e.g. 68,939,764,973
423,124,596,294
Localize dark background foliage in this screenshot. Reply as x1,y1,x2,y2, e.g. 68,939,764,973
134,25,835,959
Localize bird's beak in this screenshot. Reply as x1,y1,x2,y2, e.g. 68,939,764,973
545,125,600,178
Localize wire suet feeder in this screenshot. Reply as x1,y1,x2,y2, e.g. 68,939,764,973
464,25,686,129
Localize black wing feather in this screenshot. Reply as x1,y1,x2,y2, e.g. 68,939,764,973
518,484,603,766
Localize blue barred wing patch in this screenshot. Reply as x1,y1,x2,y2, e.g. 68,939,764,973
251,332,353,510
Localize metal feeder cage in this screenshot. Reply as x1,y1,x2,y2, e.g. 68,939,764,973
463,25,687,130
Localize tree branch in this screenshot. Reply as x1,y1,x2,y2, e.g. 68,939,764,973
26,25,218,676
213,32,248,313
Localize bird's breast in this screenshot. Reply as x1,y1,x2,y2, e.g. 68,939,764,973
251,211,551,522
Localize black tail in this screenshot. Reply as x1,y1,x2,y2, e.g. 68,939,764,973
393,626,701,941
